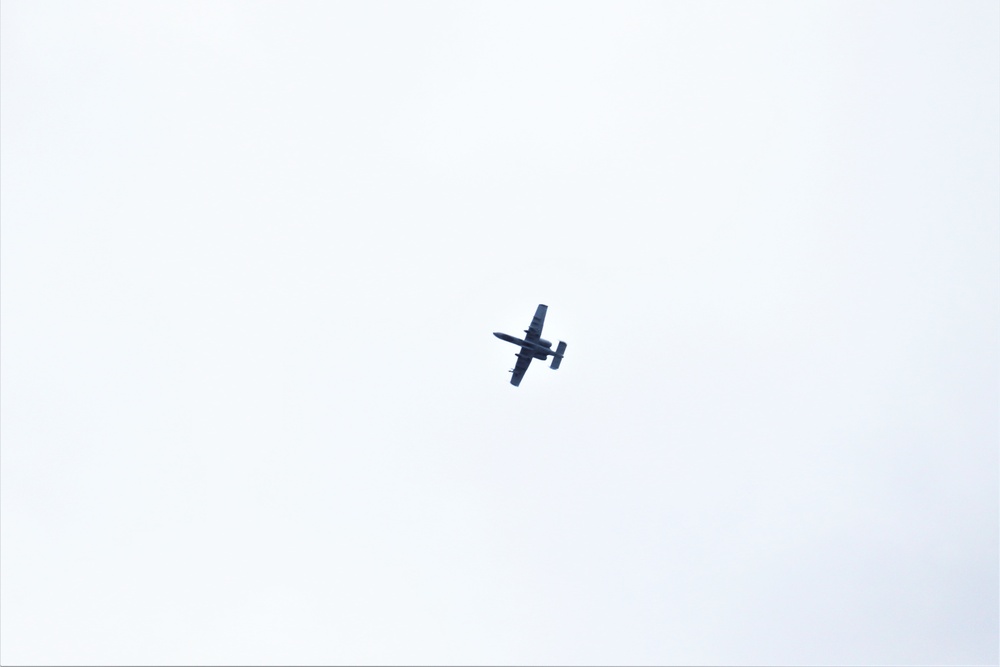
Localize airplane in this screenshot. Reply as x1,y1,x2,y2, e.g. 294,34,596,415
493,304,567,386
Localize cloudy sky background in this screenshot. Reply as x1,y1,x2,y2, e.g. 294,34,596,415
2,2,997,665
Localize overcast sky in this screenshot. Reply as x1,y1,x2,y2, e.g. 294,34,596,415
1,2,997,665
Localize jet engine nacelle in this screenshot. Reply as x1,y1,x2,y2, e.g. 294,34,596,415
537,338,552,348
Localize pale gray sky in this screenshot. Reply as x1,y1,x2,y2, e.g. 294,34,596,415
1,2,997,665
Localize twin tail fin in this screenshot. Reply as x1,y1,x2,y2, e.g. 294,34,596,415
550,341,567,369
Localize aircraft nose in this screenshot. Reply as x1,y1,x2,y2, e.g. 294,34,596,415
493,332,503,338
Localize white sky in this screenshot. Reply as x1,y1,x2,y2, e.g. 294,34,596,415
1,2,997,665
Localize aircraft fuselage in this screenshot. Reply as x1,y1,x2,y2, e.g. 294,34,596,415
493,331,562,360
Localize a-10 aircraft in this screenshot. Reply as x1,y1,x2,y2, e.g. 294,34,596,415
493,304,567,386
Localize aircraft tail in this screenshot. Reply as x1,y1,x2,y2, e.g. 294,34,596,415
550,341,567,369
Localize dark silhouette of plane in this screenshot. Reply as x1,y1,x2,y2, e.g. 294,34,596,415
493,304,567,386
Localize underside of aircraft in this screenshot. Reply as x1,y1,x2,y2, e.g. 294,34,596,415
493,304,567,386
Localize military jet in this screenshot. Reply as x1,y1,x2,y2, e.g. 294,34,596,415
493,304,567,386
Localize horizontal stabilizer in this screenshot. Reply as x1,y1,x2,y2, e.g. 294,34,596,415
550,341,567,369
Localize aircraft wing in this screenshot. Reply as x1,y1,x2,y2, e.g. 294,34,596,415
524,304,547,342
510,349,533,386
